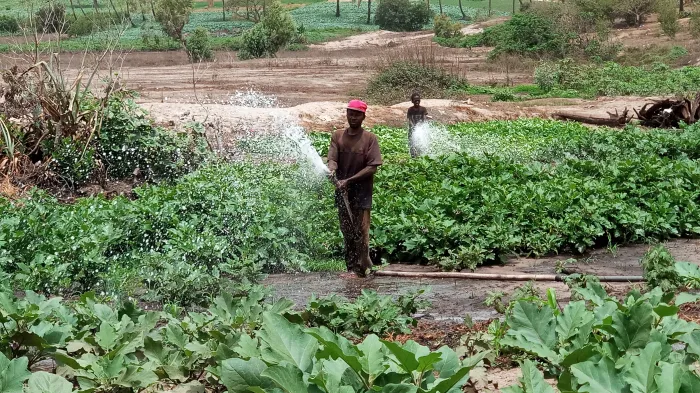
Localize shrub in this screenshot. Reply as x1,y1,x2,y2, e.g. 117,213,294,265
488,13,571,58
433,14,462,39
375,0,432,32
0,15,20,34
367,61,465,103
657,0,680,38
641,245,681,292
238,24,271,59
66,13,114,37
238,1,295,60
534,61,561,92
35,4,68,34
185,27,214,62
690,12,700,39
491,90,517,102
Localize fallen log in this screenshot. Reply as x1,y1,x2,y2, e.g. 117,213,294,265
553,108,631,127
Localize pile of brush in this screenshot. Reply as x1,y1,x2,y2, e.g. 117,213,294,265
635,93,700,128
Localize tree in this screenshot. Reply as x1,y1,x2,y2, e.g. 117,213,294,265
367,0,371,24
154,0,193,42
336,0,340,17
614,0,657,26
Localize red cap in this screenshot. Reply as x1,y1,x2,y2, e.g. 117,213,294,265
347,100,367,113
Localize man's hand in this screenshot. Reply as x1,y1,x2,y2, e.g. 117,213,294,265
336,179,348,190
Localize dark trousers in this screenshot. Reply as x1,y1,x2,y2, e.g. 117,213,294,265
338,205,372,276
408,127,418,158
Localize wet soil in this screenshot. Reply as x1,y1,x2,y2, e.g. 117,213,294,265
264,238,700,321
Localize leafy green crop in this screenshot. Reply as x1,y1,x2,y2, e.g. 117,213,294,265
303,289,428,338
0,287,469,393
502,283,700,393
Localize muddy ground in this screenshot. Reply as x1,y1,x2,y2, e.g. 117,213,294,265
265,238,700,320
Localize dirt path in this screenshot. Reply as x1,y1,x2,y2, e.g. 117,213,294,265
264,238,700,320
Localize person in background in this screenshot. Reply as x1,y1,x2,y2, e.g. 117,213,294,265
327,100,383,277
407,92,428,158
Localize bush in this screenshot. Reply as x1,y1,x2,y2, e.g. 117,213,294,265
491,90,517,102
433,14,462,39
690,12,700,39
534,61,562,92
641,245,681,293
36,4,68,34
489,12,571,58
657,0,680,38
0,15,20,34
238,1,295,60
66,13,114,37
367,61,465,103
375,0,432,32
185,27,214,62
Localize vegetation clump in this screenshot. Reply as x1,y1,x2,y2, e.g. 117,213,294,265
185,26,214,62
375,0,432,32
238,0,296,59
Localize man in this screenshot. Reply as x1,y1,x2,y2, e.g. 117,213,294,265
327,100,383,277
406,92,428,158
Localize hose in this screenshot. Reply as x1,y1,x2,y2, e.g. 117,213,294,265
374,270,644,282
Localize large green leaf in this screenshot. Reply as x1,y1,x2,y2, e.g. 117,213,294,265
381,385,418,393
432,346,460,379
681,331,700,357
0,354,30,393
624,341,662,393
655,362,682,393
556,301,594,344
259,312,318,373
680,370,700,393
381,340,422,373
26,372,73,393
675,293,700,307
357,334,389,382
571,358,626,393
307,327,363,374
520,360,555,393
220,357,273,393
612,301,654,352
501,302,558,362
560,345,597,368
261,364,309,393
310,358,361,393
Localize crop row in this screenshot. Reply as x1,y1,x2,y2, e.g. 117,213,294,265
4,119,700,303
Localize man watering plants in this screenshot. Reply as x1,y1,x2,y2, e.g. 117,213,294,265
327,100,383,277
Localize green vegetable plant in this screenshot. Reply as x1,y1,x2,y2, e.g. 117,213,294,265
501,282,700,393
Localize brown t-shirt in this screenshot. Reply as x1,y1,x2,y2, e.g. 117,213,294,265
328,128,383,209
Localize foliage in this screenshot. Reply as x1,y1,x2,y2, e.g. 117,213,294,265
366,61,466,103
502,284,700,393
35,3,68,33
155,0,193,41
641,245,681,293
66,12,120,37
615,0,658,26
375,0,433,32
657,0,679,38
534,61,560,92
303,289,427,338
536,60,700,96
0,15,20,34
238,0,296,59
691,12,700,39
185,26,214,62
433,14,462,38
0,288,483,393
48,138,96,186
487,12,571,58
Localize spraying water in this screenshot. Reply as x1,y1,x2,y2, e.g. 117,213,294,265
281,121,330,176
226,88,278,108
411,122,462,157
